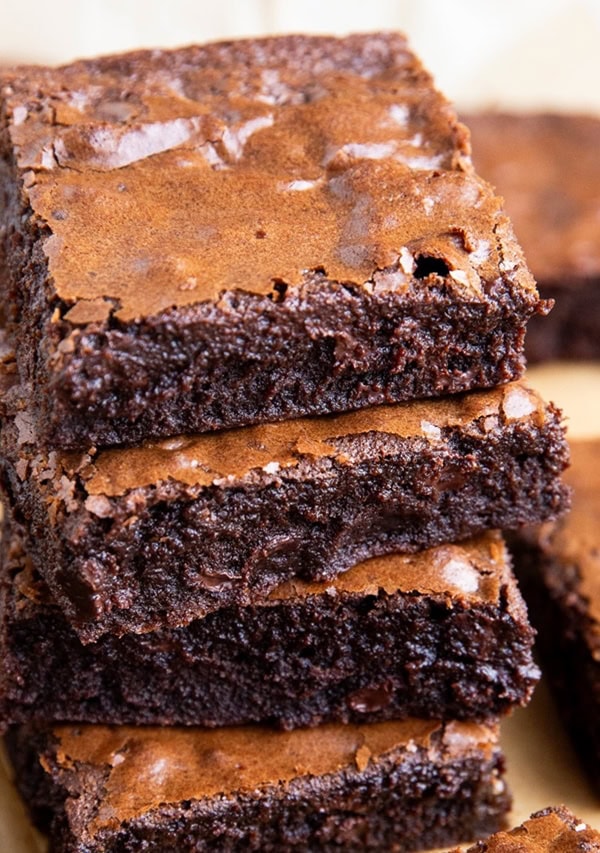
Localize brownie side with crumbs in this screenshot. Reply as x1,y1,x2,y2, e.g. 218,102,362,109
466,112,600,361
510,440,600,793
0,516,539,729
0,34,543,449
6,719,510,852
0,381,569,641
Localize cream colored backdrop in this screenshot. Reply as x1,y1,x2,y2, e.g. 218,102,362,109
1,0,600,111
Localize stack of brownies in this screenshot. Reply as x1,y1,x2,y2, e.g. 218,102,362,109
0,34,570,851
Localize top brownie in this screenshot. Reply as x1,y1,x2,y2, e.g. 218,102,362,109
0,34,542,449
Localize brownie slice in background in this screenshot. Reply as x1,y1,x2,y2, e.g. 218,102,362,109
0,517,539,729
6,719,510,852
0,381,569,641
465,112,600,362
455,805,600,851
0,34,543,449
510,440,600,792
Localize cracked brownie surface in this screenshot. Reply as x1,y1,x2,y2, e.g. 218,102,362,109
459,805,600,851
7,718,510,851
0,34,543,448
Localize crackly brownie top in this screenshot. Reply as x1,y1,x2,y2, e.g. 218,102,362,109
466,112,600,281
1,34,535,322
272,531,516,608
463,806,600,851
47,719,499,833
13,380,547,498
538,439,600,632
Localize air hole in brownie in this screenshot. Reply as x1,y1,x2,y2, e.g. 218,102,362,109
299,646,316,660
413,255,450,279
271,280,288,302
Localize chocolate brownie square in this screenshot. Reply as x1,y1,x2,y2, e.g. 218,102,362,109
0,381,569,641
465,112,600,362
0,513,539,729
6,719,510,851
0,34,543,449
510,439,600,791
457,805,600,851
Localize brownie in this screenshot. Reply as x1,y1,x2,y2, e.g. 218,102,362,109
6,718,510,851
456,805,600,851
509,440,600,791
0,380,569,641
0,511,539,729
0,34,544,450
465,112,600,362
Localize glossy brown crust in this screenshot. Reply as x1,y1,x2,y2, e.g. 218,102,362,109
0,517,540,729
7,719,511,851
0,35,541,448
0,382,570,641
54,381,549,496
465,112,600,361
510,440,600,791
459,806,600,851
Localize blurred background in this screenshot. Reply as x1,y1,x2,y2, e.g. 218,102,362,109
1,0,600,112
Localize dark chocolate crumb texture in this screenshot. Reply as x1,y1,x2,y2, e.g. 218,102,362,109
0,380,569,640
455,805,600,851
0,34,544,449
465,112,600,362
510,440,600,792
0,514,539,729
7,718,510,852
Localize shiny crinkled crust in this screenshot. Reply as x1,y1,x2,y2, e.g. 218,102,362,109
0,34,542,449
3,33,482,320
460,805,600,851
7,719,511,852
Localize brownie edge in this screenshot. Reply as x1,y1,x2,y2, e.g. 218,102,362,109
1,514,540,729
0,381,570,641
456,805,600,851
1,34,543,449
6,719,510,852
509,439,600,792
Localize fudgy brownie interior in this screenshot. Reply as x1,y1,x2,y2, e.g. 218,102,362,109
1,381,569,640
1,519,539,729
